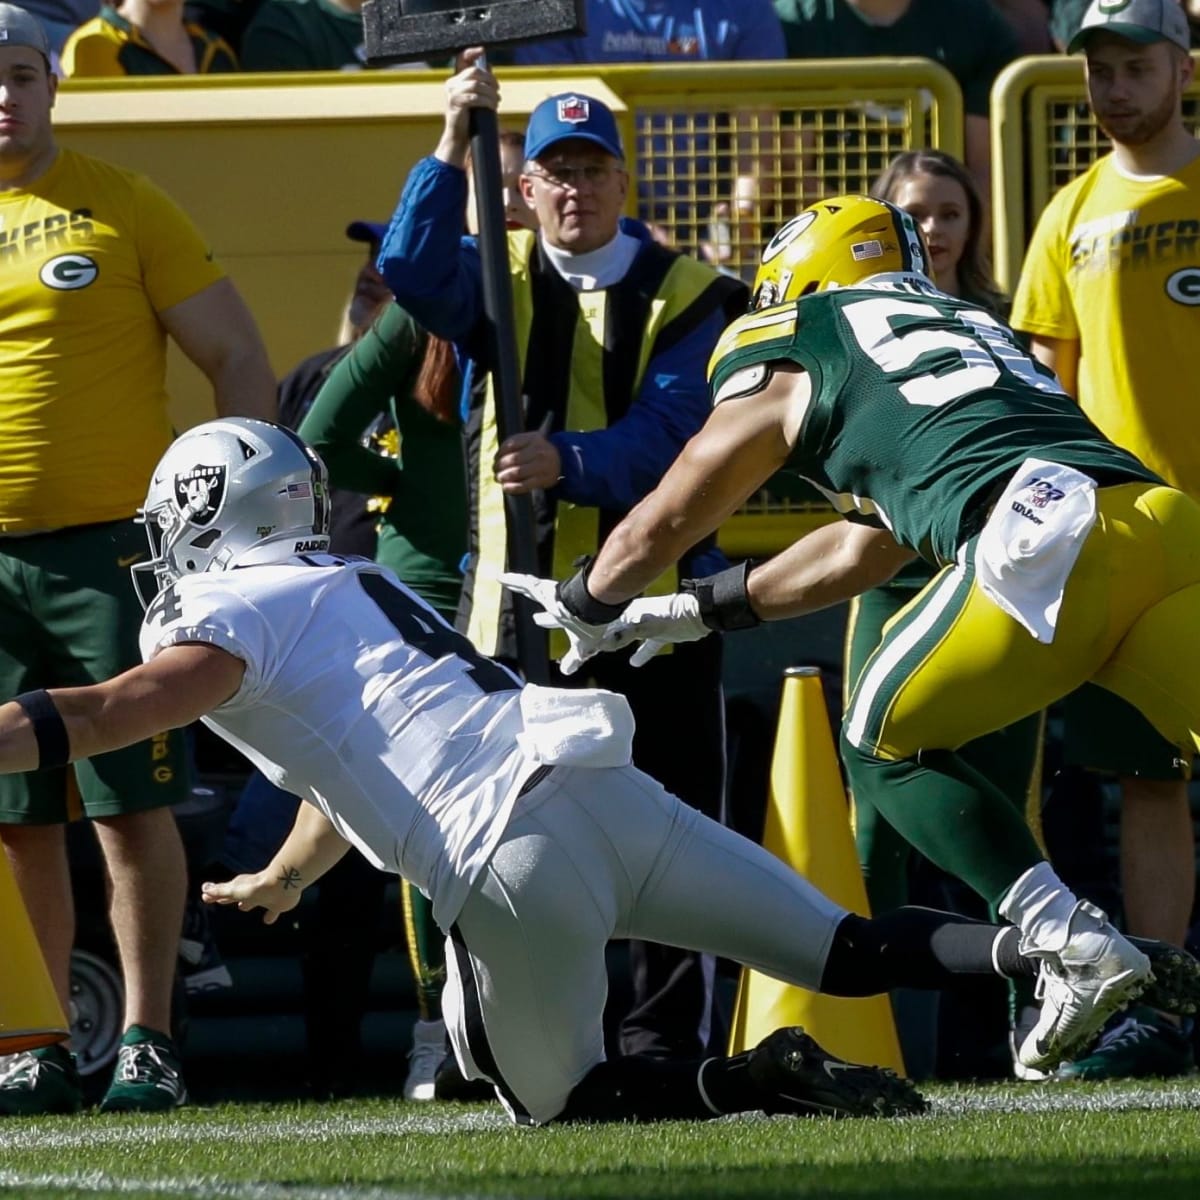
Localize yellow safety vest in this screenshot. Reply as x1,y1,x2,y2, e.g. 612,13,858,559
466,229,745,658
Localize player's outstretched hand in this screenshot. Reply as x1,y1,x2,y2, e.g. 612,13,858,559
600,592,712,667
201,872,302,926
499,572,616,675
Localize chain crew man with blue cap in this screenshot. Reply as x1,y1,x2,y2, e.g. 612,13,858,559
377,49,747,1062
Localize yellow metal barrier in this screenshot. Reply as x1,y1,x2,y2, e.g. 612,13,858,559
55,61,962,557
991,53,1200,293
588,58,963,285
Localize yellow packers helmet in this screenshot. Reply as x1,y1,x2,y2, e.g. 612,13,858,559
751,195,930,309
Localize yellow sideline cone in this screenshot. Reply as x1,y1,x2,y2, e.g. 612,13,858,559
0,847,69,1053
728,667,904,1073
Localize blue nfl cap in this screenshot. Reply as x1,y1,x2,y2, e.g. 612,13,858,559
524,94,624,162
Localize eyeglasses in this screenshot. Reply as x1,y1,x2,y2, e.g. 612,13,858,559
525,162,620,190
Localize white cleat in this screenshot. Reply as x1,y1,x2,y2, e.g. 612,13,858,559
1018,901,1152,1072
1009,1004,1051,1082
403,1018,447,1103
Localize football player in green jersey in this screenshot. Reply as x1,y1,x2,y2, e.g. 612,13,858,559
504,194,1200,1075
855,151,1045,1079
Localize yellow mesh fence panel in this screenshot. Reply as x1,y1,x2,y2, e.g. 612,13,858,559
627,81,947,285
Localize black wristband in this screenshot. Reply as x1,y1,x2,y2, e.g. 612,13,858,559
13,689,71,770
557,558,629,625
681,561,761,632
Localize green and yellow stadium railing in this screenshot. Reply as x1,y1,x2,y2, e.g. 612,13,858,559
990,51,1200,293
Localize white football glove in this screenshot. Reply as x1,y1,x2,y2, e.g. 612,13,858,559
599,592,712,667
498,572,616,675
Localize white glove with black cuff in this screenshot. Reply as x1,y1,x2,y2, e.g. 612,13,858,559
602,561,761,667
499,567,626,675
599,592,711,667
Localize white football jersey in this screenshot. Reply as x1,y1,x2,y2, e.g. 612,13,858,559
139,554,529,928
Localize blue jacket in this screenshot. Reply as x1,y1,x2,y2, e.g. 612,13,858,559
379,156,742,576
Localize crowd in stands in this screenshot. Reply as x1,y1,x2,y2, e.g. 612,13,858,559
24,2,1198,81
1,0,1198,1118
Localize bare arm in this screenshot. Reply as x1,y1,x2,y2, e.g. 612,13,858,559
0,643,245,773
202,802,351,925
160,278,277,422
746,522,918,622
587,365,808,604
1028,334,1079,399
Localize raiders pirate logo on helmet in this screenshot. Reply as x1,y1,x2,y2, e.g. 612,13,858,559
174,465,227,526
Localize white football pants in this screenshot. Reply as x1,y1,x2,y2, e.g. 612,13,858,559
442,762,846,1125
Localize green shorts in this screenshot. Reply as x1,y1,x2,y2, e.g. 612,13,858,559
0,519,190,825
1060,682,1192,781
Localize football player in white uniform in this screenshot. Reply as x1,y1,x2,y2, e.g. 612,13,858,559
1,418,1196,1125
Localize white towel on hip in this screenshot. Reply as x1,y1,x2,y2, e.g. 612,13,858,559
974,458,1098,644
515,684,636,768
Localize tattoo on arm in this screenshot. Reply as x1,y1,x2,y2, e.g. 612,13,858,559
277,866,302,891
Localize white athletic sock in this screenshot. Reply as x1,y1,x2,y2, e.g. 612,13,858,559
997,861,1080,953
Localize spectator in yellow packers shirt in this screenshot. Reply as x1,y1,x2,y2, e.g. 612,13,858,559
62,0,238,75
0,3,272,1118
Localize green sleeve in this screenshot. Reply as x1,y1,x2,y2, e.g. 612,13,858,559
298,303,425,498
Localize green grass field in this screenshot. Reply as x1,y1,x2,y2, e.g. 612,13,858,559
2,1079,1199,1200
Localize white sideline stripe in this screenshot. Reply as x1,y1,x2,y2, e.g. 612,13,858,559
0,1109,508,1153
931,1082,1200,1115
844,558,965,749
0,1172,497,1200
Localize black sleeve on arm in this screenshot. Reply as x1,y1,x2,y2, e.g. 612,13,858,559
557,557,629,625
682,561,762,631
13,689,70,769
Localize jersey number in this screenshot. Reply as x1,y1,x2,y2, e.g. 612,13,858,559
145,585,182,628
842,296,1064,407
358,572,518,696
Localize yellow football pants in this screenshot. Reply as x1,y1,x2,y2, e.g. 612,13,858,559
846,482,1200,764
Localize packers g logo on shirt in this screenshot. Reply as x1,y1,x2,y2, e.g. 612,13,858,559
39,253,99,291
1166,267,1200,307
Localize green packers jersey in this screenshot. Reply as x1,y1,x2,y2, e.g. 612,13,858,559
708,274,1161,565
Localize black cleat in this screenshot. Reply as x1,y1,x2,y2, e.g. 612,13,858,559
747,1027,927,1119
432,1052,496,1103
1128,937,1200,1017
